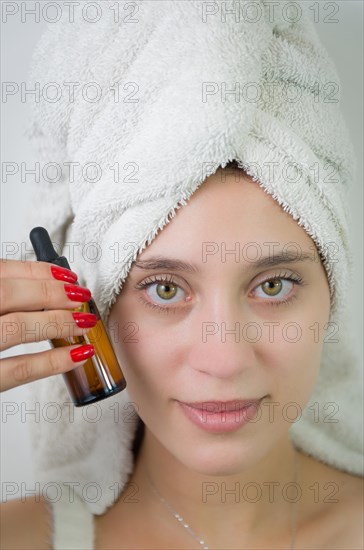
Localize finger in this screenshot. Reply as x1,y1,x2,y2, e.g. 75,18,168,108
0,259,78,282
0,310,98,352
0,344,95,393
0,278,91,316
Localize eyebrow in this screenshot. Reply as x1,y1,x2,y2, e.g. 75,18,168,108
132,251,317,274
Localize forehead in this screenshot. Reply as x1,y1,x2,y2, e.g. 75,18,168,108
144,169,313,251
131,168,320,276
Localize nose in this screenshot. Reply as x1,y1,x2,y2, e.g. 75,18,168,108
185,292,257,380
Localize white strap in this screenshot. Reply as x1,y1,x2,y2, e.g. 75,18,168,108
51,484,94,549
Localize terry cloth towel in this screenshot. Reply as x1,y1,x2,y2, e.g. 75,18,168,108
18,0,363,516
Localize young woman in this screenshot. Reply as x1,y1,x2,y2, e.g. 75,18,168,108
1,165,363,549
1,0,362,548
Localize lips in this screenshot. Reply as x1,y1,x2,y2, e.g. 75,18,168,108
177,398,265,434
177,399,263,413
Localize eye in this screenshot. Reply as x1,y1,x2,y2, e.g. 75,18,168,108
135,274,187,313
134,270,306,313
252,271,305,307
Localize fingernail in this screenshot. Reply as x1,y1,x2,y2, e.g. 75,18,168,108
72,312,98,328
70,344,95,363
51,265,78,283
64,283,91,302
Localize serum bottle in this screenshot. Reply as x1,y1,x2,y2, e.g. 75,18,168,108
29,226,127,407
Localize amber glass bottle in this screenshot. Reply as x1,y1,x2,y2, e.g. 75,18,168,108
29,227,127,407
51,296,126,406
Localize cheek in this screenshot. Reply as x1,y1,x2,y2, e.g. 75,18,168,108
260,302,329,413
108,308,179,415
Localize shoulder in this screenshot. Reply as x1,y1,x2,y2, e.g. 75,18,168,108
0,494,53,550
330,468,364,548
298,451,363,549
325,470,363,549
314,457,363,509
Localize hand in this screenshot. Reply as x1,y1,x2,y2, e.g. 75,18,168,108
0,259,97,392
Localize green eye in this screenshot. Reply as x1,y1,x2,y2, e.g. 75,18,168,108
135,271,305,313
155,282,178,300
261,278,285,297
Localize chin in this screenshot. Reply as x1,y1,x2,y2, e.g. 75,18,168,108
172,439,261,477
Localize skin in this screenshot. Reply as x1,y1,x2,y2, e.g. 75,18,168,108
103,166,335,548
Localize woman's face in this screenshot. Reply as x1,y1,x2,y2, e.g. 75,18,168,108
108,168,331,475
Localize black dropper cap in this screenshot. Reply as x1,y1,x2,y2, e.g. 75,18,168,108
29,226,71,271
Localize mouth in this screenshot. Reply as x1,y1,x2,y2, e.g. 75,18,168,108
175,397,265,434
176,398,264,412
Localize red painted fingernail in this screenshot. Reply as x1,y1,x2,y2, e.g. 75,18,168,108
51,265,78,283
72,312,98,328
70,344,95,363
64,283,91,302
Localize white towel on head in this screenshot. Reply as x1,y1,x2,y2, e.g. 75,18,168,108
19,0,363,515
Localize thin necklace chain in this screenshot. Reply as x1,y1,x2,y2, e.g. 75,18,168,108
144,450,300,550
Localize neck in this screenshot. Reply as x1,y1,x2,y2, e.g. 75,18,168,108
131,426,301,547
